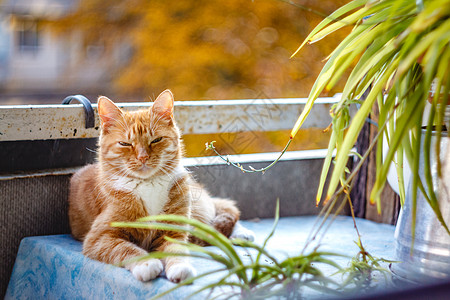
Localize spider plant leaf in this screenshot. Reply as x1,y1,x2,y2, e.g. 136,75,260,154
411,118,423,249
298,19,377,112
334,111,346,184
353,60,390,97
302,281,343,295
340,11,415,101
369,65,425,202
382,0,413,32
326,60,399,201
137,215,233,246
376,93,386,182
291,24,372,139
435,57,450,177
115,215,246,277
332,29,400,102
369,88,425,209
186,280,247,300
421,34,448,86
377,90,395,156
402,134,420,240
253,199,280,274
317,129,337,204
111,221,189,232
388,97,406,207
282,252,347,268
234,202,287,282
410,3,449,33
120,251,218,266
340,35,399,104
291,0,367,58
423,97,439,206
120,222,220,248
162,236,233,266
308,5,371,44
397,21,450,76
309,0,400,46
422,58,450,232
150,267,230,300
324,21,373,64
423,52,447,185
325,28,384,92
313,257,343,270
115,220,240,265
185,264,254,299
407,134,449,235
395,142,406,206
232,240,283,271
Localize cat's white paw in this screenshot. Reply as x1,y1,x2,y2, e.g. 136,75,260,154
166,262,196,283
230,222,255,242
129,259,163,282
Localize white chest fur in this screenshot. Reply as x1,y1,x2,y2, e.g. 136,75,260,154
111,164,188,216
135,176,172,216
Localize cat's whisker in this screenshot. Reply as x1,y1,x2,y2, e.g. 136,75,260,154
85,147,99,154
159,167,185,196
113,114,132,134
91,167,127,196
111,113,131,132
150,113,168,133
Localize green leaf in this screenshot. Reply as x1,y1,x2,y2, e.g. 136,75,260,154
327,59,399,202
291,24,371,138
308,5,371,44
339,25,406,104
369,84,425,208
291,0,368,58
397,20,450,76
317,129,337,204
113,214,247,281
150,267,230,300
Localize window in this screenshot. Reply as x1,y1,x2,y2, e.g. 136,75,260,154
16,19,40,52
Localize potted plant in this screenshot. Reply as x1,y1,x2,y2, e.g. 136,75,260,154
289,0,450,282
115,0,449,296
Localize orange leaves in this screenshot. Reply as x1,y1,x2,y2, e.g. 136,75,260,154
53,0,350,100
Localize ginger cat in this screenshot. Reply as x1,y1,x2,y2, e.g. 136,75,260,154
68,90,254,283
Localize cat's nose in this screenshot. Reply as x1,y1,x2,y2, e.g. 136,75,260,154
138,155,149,163
136,147,149,163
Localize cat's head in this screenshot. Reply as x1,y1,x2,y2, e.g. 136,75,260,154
97,90,182,179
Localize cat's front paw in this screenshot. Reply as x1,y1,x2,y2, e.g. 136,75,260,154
128,259,163,281
230,222,255,242
166,262,196,283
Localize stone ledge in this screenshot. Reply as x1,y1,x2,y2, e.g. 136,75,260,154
6,216,395,299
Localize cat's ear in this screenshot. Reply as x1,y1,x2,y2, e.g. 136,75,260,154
152,90,174,120
97,96,123,132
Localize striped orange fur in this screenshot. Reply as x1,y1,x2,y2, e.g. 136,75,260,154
68,90,248,283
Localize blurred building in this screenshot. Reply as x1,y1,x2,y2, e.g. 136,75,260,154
0,0,348,104
0,0,125,104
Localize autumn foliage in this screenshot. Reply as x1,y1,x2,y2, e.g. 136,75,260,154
54,0,350,101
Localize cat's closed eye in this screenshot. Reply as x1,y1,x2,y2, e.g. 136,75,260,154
118,141,132,147
151,137,163,144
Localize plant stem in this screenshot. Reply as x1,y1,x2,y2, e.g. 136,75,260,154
302,103,399,253
205,138,293,174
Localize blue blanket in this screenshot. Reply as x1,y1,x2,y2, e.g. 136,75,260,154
6,216,395,299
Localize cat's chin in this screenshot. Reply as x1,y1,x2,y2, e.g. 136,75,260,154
131,165,159,179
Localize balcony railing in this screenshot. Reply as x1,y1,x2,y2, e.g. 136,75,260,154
0,95,352,297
